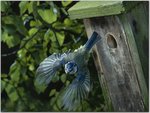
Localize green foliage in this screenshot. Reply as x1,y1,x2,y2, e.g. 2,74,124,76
49,89,56,97
19,1,29,15
5,84,19,102
2,31,20,48
38,8,57,24
1,1,105,112
1,1,11,13
60,74,67,83
9,61,21,83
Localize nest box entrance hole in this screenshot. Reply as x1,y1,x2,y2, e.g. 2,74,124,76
106,33,117,48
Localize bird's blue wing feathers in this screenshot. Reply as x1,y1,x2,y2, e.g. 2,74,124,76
62,68,91,111
35,53,68,85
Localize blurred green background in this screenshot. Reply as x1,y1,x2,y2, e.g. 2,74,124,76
1,1,105,111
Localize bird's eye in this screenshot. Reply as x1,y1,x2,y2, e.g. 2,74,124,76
68,65,73,71
68,62,74,68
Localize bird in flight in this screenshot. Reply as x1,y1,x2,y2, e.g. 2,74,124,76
35,31,101,111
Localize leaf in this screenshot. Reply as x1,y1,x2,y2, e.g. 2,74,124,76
1,74,8,78
49,89,56,97
2,16,14,25
44,29,64,50
3,24,16,34
49,47,60,54
60,74,66,83
51,75,59,83
64,18,73,27
15,19,28,36
37,8,57,24
50,98,56,106
9,61,21,83
29,28,38,36
1,80,6,92
25,38,37,49
30,104,36,110
5,84,19,102
52,21,65,29
73,24,84,34
34,81,47,93
61,1,72,7
65,80,70,86
30,20,42,27
51,42,59,48
28,1,33,14
17,48,27,58
2,31,20,48
53,104,59,111
39,49,47,62
1,1,10,12
44,29,54,42
56,32,65,46
17,87,25,97
32,2,41,20
2,15,28,36
56,98,62,110
29,65,35,71
19,1,29,15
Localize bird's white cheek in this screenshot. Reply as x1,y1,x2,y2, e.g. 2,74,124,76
64,65,68,74
64,68,69,74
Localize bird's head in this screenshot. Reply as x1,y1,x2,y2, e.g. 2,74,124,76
64,61,78,74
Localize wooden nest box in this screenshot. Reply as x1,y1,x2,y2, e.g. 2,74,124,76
68,1,148,112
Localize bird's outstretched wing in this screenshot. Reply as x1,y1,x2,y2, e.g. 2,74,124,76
62,67,91,111
35,53,68,85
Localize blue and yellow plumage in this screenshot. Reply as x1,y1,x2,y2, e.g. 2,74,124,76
35,31,101,111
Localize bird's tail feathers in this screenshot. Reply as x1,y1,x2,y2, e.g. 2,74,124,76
84,31,101,51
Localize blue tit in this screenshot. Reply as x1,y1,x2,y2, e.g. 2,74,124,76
64,61,78,74
35,31,101,111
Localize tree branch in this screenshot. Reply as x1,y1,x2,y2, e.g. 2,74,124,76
1,27,42,57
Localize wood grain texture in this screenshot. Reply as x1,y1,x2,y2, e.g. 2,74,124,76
118,2,148,110
85,20,114,111
68,1,139,19
125,2,148,87
84,15,145,111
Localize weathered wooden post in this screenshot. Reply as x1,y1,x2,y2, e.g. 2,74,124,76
68,1,148,112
